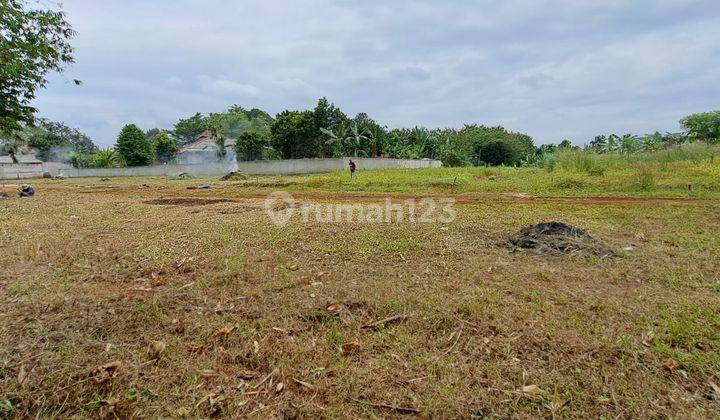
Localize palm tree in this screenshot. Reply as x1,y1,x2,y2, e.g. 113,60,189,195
92,149,121,168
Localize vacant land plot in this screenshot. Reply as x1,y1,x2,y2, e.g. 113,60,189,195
1,165,719,418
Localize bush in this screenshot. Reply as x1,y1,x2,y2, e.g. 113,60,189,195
552,177,586,190
476,139,524,166
155,132,179,163
636,165,657,191
70,152,94,168
115,124,155,166
555,149,599,173
70,149,121,168
438,146,471,167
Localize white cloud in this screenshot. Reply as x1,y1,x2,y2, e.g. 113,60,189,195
197,75,260,97
31,0,720,146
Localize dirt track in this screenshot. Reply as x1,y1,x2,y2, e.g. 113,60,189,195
41,184,720,206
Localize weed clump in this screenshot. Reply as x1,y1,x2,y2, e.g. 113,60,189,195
636,165,658,191
220,171,249,181
552,177,586,190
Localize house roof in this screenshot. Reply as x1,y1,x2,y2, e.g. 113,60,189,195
180,130,236,152
0,154,43,164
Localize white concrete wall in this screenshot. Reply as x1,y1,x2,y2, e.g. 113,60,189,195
0,163,45,180
0,158,441,180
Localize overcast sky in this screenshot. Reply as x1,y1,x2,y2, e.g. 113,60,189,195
34,0,720,147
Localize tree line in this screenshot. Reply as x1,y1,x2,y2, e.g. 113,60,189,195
3,99,720,168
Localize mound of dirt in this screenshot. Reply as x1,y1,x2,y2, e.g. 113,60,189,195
508,221,613,257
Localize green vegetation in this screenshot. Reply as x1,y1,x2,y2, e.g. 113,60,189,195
240,144,718,198
18,119,97,160
0,0,76,161
0,1,75,133
680,110,720,143
115,124,155,166
154,131,179,163
235,131,269,161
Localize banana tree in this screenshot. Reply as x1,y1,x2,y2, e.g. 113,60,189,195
345,122,370,157
320,126,348,157
619,134,639,154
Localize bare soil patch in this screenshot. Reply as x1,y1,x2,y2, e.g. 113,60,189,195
143,198,236,206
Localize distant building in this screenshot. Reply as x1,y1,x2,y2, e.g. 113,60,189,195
176,130,236,164
0,145,42,164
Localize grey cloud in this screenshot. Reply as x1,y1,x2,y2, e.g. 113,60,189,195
31,0,720,146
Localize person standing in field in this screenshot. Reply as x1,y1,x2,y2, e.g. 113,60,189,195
348,159,356,178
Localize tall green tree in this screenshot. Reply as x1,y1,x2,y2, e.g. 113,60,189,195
173,113,206,145
270,110,318,158
154,131,179,163
1,0,76,161
115,124,155,166
313,97,347,157
680,111,720,143
235,131,268,161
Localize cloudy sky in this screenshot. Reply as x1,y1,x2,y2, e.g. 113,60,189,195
34,0,720,147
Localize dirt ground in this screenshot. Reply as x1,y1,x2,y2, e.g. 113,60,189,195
1,178,719,418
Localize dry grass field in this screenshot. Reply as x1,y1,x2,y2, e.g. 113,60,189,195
1,166,719,418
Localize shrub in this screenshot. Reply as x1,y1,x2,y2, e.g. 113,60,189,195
438,146,471,167
154,131,179,163
555,149,599,173
588,167,605,177
70,152,94,168
91,149,121,168
477,139,516,166
636,165,657,191
552,177,586,190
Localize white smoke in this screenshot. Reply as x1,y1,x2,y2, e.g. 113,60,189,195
175,149,238,173
47,145,75,162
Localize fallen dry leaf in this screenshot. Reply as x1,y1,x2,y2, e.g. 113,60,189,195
342,341,361,354
237,370,257,380
662,357,680,372
276,382,285,392
292,377,314,390
707,382,720,401
189,343,205,353
17,363,33,388
148,340,166,360
91,361,122,384
325,300,364,313
518,384,544,396
362,314,407,329
213,324,237,339
354,399,420,414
